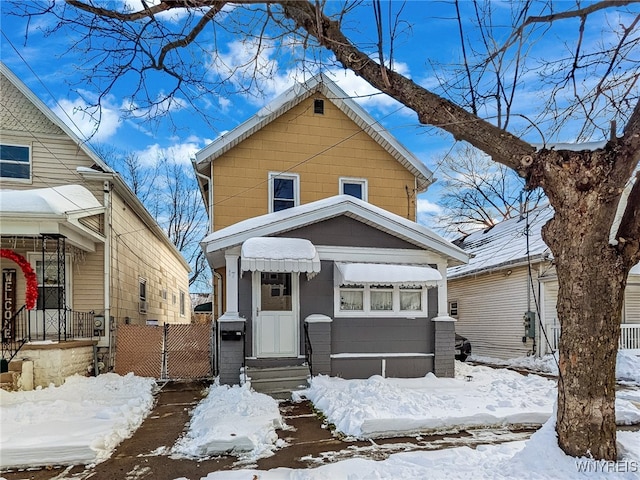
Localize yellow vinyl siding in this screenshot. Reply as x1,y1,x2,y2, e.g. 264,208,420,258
448,266,534,359
212,94,417,230
71,244,104,312
109,194,190,325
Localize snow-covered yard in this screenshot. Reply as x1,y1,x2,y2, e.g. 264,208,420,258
1,356,639,479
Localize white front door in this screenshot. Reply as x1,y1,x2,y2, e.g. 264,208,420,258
253,272,299,358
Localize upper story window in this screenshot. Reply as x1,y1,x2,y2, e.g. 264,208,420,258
313,99,324,114
0,144,31,181
269,172,299,213
339,177,368,201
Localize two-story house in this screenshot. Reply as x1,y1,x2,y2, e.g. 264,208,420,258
0,62,191,387
193,74,469,388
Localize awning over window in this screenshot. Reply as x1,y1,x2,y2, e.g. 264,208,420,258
241,237,321,276
335,262,442,286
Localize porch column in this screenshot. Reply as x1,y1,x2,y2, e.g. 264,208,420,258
219,247,241,321
432,261,456,378
434,261,450,319
218,247,245,385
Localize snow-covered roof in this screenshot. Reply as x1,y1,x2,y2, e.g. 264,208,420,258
449,204,640,279
448,205,554,279
201,195,469,269
0,185,102,216
240,237,321,275
335,262,441,286
194,73,434,191
0,185,105,251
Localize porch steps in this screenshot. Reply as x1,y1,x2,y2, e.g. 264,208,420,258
246,365,310,400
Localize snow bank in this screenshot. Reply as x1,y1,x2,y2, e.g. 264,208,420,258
299,362,640,439
171,383,283,461
299,363,556,438
0,373,156,469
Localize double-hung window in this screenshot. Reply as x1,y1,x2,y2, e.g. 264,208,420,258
0,144,31,181
339,177,368,201
269,172,299,212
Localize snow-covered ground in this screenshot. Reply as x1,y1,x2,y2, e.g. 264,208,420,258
295,361,640,439
1,358,639,479
0,373,155,469
470,350,640,385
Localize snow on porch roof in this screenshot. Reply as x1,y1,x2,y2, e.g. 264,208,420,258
241,237,321,275
0,185,102,215
335,262,442,286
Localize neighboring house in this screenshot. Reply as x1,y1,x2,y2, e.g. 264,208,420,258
448,203,640,359
192,73,469,385
0,62,191,387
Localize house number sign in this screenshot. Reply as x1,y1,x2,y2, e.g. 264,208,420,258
2,268,16,341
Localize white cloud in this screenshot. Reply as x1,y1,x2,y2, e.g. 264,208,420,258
135,138,206,167
52,97,122,143
416,196,442,215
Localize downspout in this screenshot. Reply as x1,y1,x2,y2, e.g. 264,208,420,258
103,180,112,364
193,166,214,233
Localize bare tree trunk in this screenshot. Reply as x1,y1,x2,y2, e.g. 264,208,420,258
538,149,631,460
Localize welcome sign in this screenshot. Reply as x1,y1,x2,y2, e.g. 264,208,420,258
2,268,16,341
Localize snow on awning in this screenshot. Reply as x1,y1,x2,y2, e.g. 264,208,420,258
335,262,442,286
241,237,321,277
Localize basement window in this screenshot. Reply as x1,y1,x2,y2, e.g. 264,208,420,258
313,99,324,115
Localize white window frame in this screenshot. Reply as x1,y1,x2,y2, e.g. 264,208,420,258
449,300,459,317
179,290,186,317
0,143,32,183
139,278,148,314
334,284,428,318
339,177,368,201
268,172,300,213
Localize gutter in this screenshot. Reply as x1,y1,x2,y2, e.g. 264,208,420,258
448,253,551,280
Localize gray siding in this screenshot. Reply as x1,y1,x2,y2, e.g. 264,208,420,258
276,216,422,250
332,318,432,354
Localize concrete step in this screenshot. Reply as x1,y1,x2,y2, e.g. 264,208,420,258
247,365,309,380
247,365,310,399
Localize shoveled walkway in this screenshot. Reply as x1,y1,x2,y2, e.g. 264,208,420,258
2,380,536,480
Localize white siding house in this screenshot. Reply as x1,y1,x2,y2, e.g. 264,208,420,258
448,204,640,359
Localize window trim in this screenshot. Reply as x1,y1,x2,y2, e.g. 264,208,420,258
334,284,428,318
179,290,186,317
139,278,148,314
313,98,324,114
0,143,32,183
268,172,300,213
449,300,459,317
339,177,368,201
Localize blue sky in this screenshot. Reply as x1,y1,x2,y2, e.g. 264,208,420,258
1,1,638,229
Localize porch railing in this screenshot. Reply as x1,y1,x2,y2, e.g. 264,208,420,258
1,307,100,364
545,323,640,353
1,305,29,365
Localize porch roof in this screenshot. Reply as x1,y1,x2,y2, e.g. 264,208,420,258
201,195,469,270
335,262,442,286
241,237,321,275
0,185,105,251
